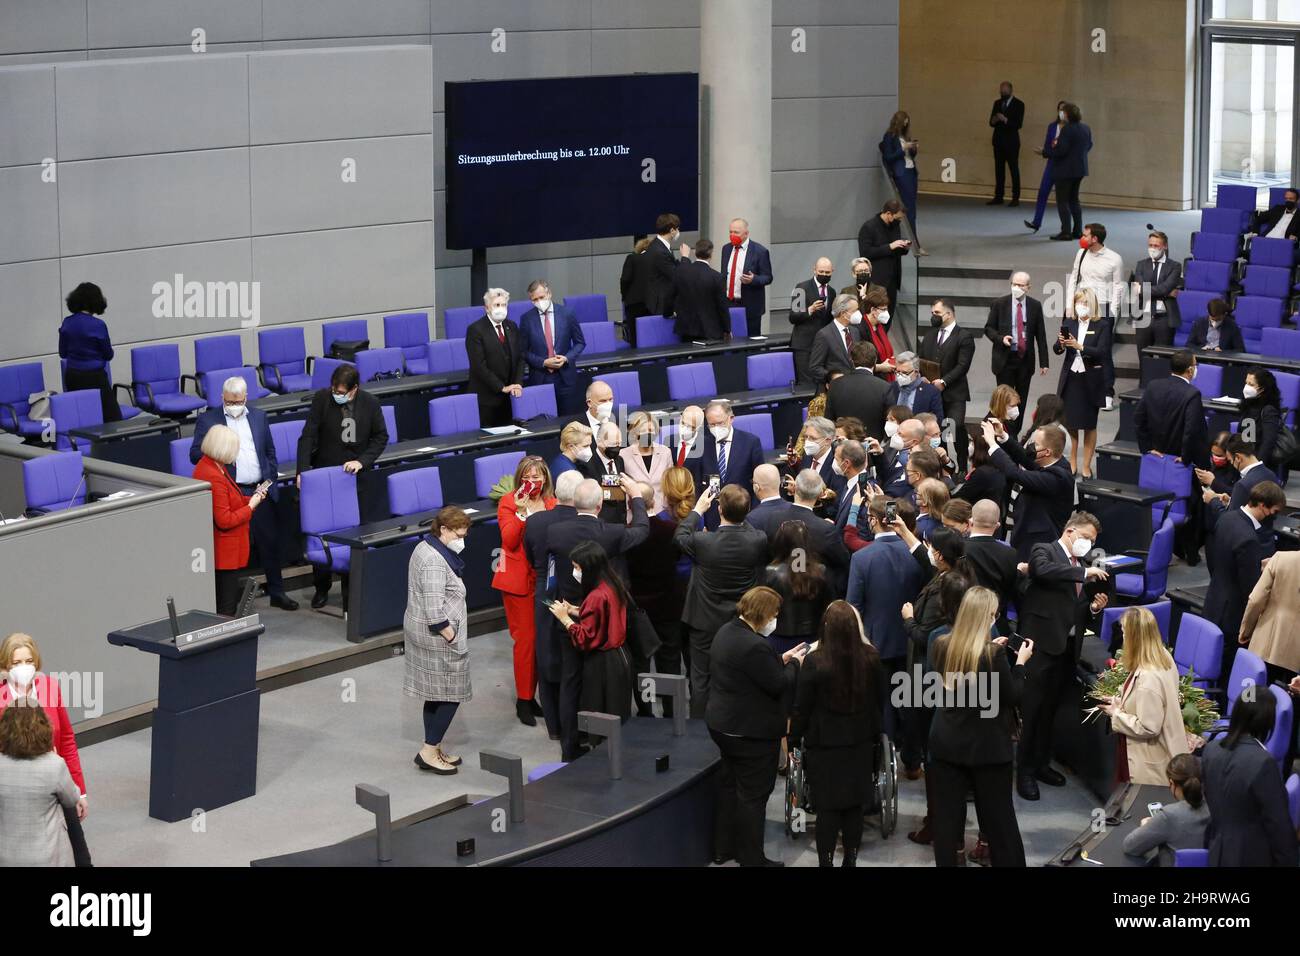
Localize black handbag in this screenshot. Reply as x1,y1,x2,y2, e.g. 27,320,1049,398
1272,422,1300,469
626,600,662,660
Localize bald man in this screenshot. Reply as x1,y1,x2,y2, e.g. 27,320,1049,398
984,270,1049,411
719,217,773,338
789,256,837,386
669,405,706,468
746,463,798,539
963,499,1022,619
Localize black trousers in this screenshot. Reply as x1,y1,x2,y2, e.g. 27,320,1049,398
942,396,968,473
1135,316,1176,354
883,655,921,770
624,303,650,347
64,366,121,424
793,349,814,388
1017,647,1074,774
992,141,1021,201
64,805,92,866
687,624,716,719
816,806,864,866
215,568,243,615
646,617,688,717
1055,177,1083,236
559,636,585,761
995,358,1035,410
929,759,1024,867
237,485,285,595
709,730,779,866
477,393,513,428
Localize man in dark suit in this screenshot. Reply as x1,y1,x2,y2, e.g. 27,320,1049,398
465,289,525,427
190,376,296,611
825,341,891,440
1131,230,1184,352
808,293,864,389
620,239,652,344
858,199,911,313
719,218,773,338
789,468,851,591
830,440,871,534
1134,349,1210,466
1039,102,1091,240
1201,436,1280,570
984,272,1049,408
880,418,926,498
885,351,945,420
788,256,836,386
919,299,977,472
1015,512,1110,800
1186,300,1244,353
964,499,1021,620
673,239,730,342
519,279,586,416
545,476,649,760
1204,481,1285,677
980,420,1073,561
745,464,799,540
640,213,683,345
781,415,841,514
674,484,770,718
685,399,764,528
988,81,1025,206
295,362,389,607
1254,187,1300,242
582,421,629,525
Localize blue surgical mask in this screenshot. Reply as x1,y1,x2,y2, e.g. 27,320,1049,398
332,391,350,406
929,437,942,449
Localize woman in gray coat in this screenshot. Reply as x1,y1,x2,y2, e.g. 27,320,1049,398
405,505,472,776
0,702,81,866
1122,753,1211,867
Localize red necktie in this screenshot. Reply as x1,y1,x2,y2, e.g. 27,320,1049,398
728,247,740,299
542,310,555,358
677,442,687,467
1015,300,1026,355
843,326,852,354
496,323,506,346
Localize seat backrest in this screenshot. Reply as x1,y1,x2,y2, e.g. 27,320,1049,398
258,327,308,374
729,307,748,339
1286,774,1300,830
443,306,480,340
428,394,480,437
355,348,406,383
49,389,103,450
733,412,774,450
746,351,796,390
1268,186,1292,208
1264,684,1294,766
513,383,557,420
383,312,430,352
507,301,530,325
474,451,526,498
635,315,679,347
1184,259,1231,292
1173,848,1209,868
270,419,306,465
563,294,609,325
1191,362,1223,401
298,466,359,535
1171,291,1217,330
131,344,183,401
22,451,86,511
321,319,369,356
580,322,621,354
1144,518,1176,597
1242,263,1294,298
424,340,456,374
1233,296,1285,349
0,362,46,425
1173,613,1224,684
448,338,469,370
1248,236,1297,268
1260,326,1300,359
169,437,192,477
387,466,444,516
1215,183,1257,212
381,404,398,444
310,358,351,390
200,366,265,408
604,371,642,411
667,363,718,402
1199,206,1250,235
1274,370,1300,427
1224,648,1268,717
1190,231,1240,263
194,335,243,375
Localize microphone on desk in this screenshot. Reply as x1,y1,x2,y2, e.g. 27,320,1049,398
166,596,180,638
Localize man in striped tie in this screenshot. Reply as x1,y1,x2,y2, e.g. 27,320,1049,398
689,399,764,529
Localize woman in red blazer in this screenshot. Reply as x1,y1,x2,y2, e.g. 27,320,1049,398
491,456,556,726
0,632,91,864
193,424,268,615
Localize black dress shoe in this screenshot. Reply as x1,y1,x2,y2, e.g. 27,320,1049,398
712,853,735,865
1036,766,1067,787
986,198,1004,206
268,593,299,611
310,590,329,609
1016,775,1040,801
529,699,545,716
1070,232,1083,240
1024,220,1040,232
516,699,537,727
1008,200,1020,207
548,732,561,741
1049,232,1072,241
761,857,785,868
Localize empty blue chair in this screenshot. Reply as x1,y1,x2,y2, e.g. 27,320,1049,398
1173,849,1209,868
667,363,718,402
507,301,530,325
355,348,405,383
425,339,472,373
730,307,748,339
383,312,431,375
747,352,796,390
512,383,557,420
1172,613,1223,689
1200,206,1250,236
1190,231,1240,264
47,390,102,450
580,322,625,353
563,294,609,326
733,412,774,450
1264,685,1293,767
194,335,245,378
1114,518,1175,604
474,451,526,499
1260,326,1300,359
1138,454,1192,528
1274,370,1300,427
1183,259,1231,294
270,419,306,467
381,405,398,444
604,371,642,411
169,437,192,477
1248,236,1297,269
199,367,269,408
443,306,480,340
22,451,86,514
130,344,206,416
321,319,369,357
636,315,679,347
1207,648,1268,733
1287,774,1300,830
1190,362,1223,402
310,358,351,390
0,363,51,438
299,466,359,582
388,466,444,517
1216,183,1257,211
1101,600,1172,649
428,394,480,436
257,327,313,393
1241,263,1295,299
1233,296,1286,350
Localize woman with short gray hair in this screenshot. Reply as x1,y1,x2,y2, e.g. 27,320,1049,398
194,423,268,614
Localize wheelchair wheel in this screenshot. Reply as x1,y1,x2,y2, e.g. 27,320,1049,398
784,746,810,839
876,734,898,838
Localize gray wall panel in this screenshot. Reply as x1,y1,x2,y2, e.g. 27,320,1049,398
0,259,62,361
59,150,251,257
0,0,86,56
590,28,699,74
249,46,433,145
251,135,433,236
0,165,60,264
86,0,263,49
55,54,249,159
592,0,701,29
87,42,264,60
262,0,431,40
772,26,897,99
0,66,56,167
429,0,590,34
774,0,899,26
431,30,591,112
772,168,888,243
772,95,893,172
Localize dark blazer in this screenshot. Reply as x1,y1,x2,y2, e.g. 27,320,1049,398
927,641,1025,765
954,464,1006,507
919,322,977,402
789,277,835,353
789,647,884,758
746,497,801,541
1053,317,1113,408
879,447,912,499
988,446,1074,547
1131,256,1183,332
295,386,388,473
964,535,1020,615
885,379,944,420
1042,120,1091,181
465,315,525,401
1201,735,1300,867
626,513,686,624
1134,374,1210,464
1206,462,1282,541
808,320,862,387
791,503,851,592
685,427,764,503
644,237,678,316
525,503,577,681
988,95,1024,146
190,406,279,499
719,240,774,331
1019,540,1101,657
674,515,770,634
1186,316,1245,353
1255,203,1300,241
705,618,799,740
673,259,729,340
984,294,1048,374
1203,508,1266,642
519,304,585,391
545,504,650,606
825,368,892,440
620,249,650,308
845,533,926,660
857,214,908,292
1238,401,1283,468
763,563,832,642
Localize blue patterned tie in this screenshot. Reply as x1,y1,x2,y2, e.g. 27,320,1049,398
716,439,729,483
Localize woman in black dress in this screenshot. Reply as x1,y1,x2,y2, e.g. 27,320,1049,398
790,601,886,867
955,430,1007,505
1054,288,1112,478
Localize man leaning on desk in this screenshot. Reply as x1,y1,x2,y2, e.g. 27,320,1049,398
296,362,388,608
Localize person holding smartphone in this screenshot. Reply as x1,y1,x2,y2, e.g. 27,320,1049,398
192,424,271,615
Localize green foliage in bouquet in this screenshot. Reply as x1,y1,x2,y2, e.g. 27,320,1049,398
489,474,515,503
1084,650,1220,735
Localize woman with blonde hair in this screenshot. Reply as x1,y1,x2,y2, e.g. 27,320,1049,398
927,587,1033,867
661,466,697,521
986,384,1022,430
1053,287,1112,477
550,421,592,480
1097,607,1190,785
620,411,672,513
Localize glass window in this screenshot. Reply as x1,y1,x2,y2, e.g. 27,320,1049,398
1206,39,1294,206
1210,0,1300,24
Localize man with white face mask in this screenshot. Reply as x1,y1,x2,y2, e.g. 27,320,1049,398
579,380,616,457
1130,230,1183,352
886,351,944,420
521,278,586,415
466,287,525,427
984,271,1049,411
689,399,763,529
808,293,865,388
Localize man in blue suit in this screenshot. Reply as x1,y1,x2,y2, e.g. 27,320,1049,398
686,399,764,529
1202,435,1281,561
885,351,944,419
519,279,586,416
718,218,773,338
846,496,926,772
189,376,297,610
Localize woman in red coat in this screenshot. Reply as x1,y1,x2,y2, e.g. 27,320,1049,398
492,456,555,726
0,632,91,865
861,284,896,381
193,424,268,615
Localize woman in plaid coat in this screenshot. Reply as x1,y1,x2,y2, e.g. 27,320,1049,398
405,505,472,776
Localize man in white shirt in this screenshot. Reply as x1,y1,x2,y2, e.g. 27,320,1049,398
1065,222,1124,409
1256,188,1300,242
671,404,705,467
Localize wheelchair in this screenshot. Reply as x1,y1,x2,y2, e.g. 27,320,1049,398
784,733,898,839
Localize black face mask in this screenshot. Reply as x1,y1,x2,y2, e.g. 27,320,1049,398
855,271,871,284
1287,202,1297,212
815,273,832,284
1024,442,1038,461
930,313,944,327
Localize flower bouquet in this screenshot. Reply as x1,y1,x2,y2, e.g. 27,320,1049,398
1083,650,1220,737
488,474,516,503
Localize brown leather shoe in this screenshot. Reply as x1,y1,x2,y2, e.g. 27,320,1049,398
968,838,991,867
907,819,932,845
902,766,925,781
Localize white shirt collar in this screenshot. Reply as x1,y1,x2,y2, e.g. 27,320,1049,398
1241,460,1261,476
1241,506,1262,530
759,495,782,505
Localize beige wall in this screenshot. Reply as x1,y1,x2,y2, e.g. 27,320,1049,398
900,0,1197,210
